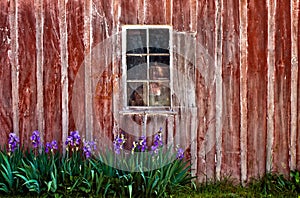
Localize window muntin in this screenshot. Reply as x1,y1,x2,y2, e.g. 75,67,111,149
123,26,172,108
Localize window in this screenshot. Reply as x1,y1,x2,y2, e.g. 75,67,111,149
122,25,172,109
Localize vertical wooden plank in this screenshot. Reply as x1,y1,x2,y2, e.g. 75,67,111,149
165,0,172,25
196,0,216,181
239,0,248,184
215,0,223,180
35,0,45,144
290,0,299,171
112,0,121,142
18,0,37,146
298,3,300,170
248,0,268,178
189,0,197,32
43,0,62,145
266,0,276,173
0,1,13,145
273,0,291,176
120,0,139,24
91,0,115,147
144,0,168,24
172,0,191,31
9,0,19,137
221,0,240,180
58,0,68,149
84,0,93,141
298,0,300,172
66,0,84,132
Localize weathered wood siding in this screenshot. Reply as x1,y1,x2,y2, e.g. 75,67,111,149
0,0,299,183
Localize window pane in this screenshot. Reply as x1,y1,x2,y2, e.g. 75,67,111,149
126,29,147,54
127,82,148,106
149,82,170,106
149,29,169,54
149,56,170,80
127,56,147,80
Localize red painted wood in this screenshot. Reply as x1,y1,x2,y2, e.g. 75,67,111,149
43,0,62,146
247,0,268,179
0,0,13,147
144,0,168,25
196,0,216,181
273,0,291,175
0,0,299,183
66,0,84,132
221,0,240,180
18,0,38,148
297,5,300,170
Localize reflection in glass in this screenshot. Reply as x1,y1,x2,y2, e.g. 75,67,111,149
127,82,147,106
127,56,147,80
126,29,147,54
149,56,170,80
149,29,169,54
149,82,170,106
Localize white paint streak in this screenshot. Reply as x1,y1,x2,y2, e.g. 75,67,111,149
84,0,93,141
59,0,69,152
266,0,276,172
9,0,19,135
215,0,223,180
290,0,299,171
35,0,45,145
239,0,248,185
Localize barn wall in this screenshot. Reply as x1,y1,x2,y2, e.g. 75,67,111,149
0,0,299,183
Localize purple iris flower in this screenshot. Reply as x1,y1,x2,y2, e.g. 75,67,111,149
138,136,147,152
83,141,96,159
51,140,58,150
8,132,20,153
176,148,184,160
113,134,125,154
45,140,58,153
65,130,81,148
151,129,163,154
30,130,41,148
45,142,51,153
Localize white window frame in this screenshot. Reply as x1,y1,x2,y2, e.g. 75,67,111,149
121,25,173,111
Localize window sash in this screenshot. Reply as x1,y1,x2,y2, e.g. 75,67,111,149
122,25,173,109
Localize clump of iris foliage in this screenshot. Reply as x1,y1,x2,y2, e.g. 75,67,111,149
0,129,195,197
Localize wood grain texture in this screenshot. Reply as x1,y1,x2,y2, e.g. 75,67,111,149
273,0,291,175
43,0,62,145
239,0,248,184
247,0,268,179
66,0,84,133
18,0,38,147
196,0,216,181
221,0,240,180
0,0,13,146
0,0,299,183
35,0,45,144
295,0,300,171
291,0,299,171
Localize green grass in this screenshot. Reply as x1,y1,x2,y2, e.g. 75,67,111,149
172,174,299,198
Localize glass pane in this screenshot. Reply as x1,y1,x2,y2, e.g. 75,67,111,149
127,82,148,106
149,82,170,106
127,56,147,80
126,29,147,54
149,56,170,80
149,29,169,54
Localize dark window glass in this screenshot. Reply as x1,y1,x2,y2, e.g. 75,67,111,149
126,29,147,54
127,56,147,80
127,82,147,106
149,29,169,54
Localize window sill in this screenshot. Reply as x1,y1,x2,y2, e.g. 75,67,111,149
119,109,177,116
